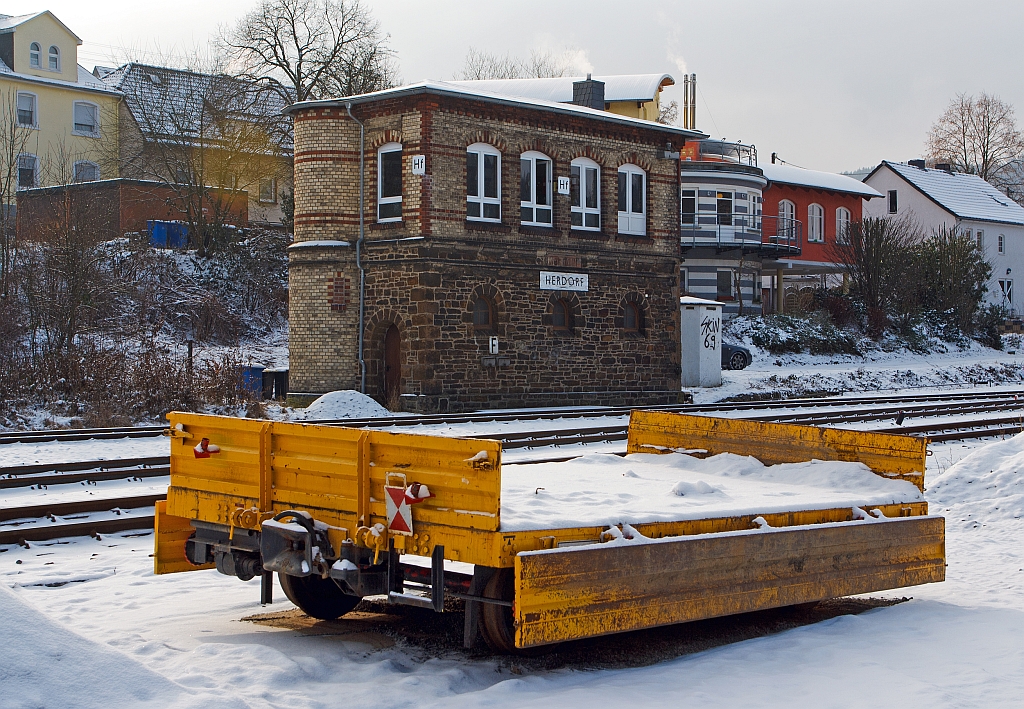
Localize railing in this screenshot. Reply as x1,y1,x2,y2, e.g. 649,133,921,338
695,140,757,166
680,214,802,252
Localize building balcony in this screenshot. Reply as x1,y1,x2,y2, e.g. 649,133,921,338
681,214,802,255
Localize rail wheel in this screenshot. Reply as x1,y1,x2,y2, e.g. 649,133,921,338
479,568,517,653
278,572,360,620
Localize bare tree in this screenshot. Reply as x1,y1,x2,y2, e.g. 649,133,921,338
657,100,679,126
220,0,398,103
456,47,589,80
926,92,1024,191
109,58,289,256
0,88,33,299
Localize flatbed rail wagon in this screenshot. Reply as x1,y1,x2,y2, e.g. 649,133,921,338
155,410,945,652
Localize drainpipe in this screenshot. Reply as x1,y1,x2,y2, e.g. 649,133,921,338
346,101,367,394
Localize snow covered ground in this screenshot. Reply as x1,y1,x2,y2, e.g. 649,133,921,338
1,430,1022,708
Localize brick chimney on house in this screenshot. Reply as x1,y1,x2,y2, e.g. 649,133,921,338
572,74,605,111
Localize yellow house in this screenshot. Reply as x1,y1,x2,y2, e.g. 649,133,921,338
0,10,120,195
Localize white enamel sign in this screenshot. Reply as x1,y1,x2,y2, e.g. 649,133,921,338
557,176,571,195
410,155,426,175
540,271,589,292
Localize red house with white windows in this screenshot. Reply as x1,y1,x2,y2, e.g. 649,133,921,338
759,162,882,312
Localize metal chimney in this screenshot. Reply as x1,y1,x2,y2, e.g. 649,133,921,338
688,74,697,129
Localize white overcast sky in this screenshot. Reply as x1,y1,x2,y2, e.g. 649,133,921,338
10,0,1024,172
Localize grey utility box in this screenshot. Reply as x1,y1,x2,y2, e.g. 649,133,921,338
680,296,724,387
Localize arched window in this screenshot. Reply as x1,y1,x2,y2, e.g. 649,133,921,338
836,207,851,244
467,143,500,222
29,43,40,68
520,151,552,226
552,299,572,331
623,302,643,333
808,203,824,242
48,45,60,71
570,157,600,230
73,160,100,183
377,142,402,222
617,164,646,235
472,296,494,328
777,199,796,240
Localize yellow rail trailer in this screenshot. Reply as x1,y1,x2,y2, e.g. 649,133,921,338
155,410,945,652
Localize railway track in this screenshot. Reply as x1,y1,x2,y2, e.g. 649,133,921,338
4,394,1024,546
4,388,1024,445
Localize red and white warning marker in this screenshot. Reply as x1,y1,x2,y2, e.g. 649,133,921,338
193,438,221,459
384,478,435,535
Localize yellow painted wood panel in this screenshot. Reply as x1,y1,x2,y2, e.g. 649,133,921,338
628,411,928,490
514,516,945,648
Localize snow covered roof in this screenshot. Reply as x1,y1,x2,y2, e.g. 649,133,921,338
0,56,119,95
869,161,1024,226
287,80,706,140
761,162,882,198
447,74,675,104
100,63,290,145
0,11,82,42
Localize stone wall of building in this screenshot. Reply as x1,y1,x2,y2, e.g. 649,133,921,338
289,92,688,411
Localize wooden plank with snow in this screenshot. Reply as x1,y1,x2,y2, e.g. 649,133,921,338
514,515,946,648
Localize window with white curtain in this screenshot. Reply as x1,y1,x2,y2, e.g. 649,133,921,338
617,164,646,235
73,102,99,136
48,45,60,71
16,93,36,127
836,207,851,244
570,157,600,230
73,161,100,182
808,203,824,242
467,143,501,222
29,43,40,67
777,199,796,240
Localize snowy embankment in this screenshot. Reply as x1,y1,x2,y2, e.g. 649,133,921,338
2,432,1023,707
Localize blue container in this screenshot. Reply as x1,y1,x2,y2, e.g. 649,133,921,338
147,220,190,249
241,365,266,397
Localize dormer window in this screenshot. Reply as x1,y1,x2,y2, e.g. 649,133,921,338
29,43,40,68
48,46,60,71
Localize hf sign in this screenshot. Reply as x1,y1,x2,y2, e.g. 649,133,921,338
410,155,426,175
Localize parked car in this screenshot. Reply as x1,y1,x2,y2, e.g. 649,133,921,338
722,343,752,370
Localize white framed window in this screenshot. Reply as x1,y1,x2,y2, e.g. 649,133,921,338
48,45,60,71
467,143,501,222
808,203,824,242
16,92,36,127
836,207,851,244
73,161,100,182
778,199,796,240
977,229,985,249
259,178,277,203
888,189,898,214
520,151,552,226
29,42,40,68
617,164,646,235
72,101,99,136
998,234,1005,254
377,142,402,222
1000,279,1013,305
17,154,37,189
570,157,600,230
717,191,733,226
681,189,696,226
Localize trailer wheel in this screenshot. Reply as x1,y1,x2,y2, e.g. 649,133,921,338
479,568,517,653
278,572,360,620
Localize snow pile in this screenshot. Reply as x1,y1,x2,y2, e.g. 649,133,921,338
296,390,398,420
0,585,245,709
929,432,1024,520
499,451,922,531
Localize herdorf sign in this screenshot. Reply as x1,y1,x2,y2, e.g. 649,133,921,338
540,271,589,291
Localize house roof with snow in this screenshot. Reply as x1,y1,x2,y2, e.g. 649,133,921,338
867,160,1024,226
286,80,707,139
0,11,81,42
99,62,290,145
760,162,882,198
447,74,675,104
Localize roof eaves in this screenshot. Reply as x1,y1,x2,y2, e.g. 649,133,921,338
286,82,707,140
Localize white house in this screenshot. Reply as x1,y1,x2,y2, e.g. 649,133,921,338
864,160,1024,313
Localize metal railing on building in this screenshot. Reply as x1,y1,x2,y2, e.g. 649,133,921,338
680,214,802,253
